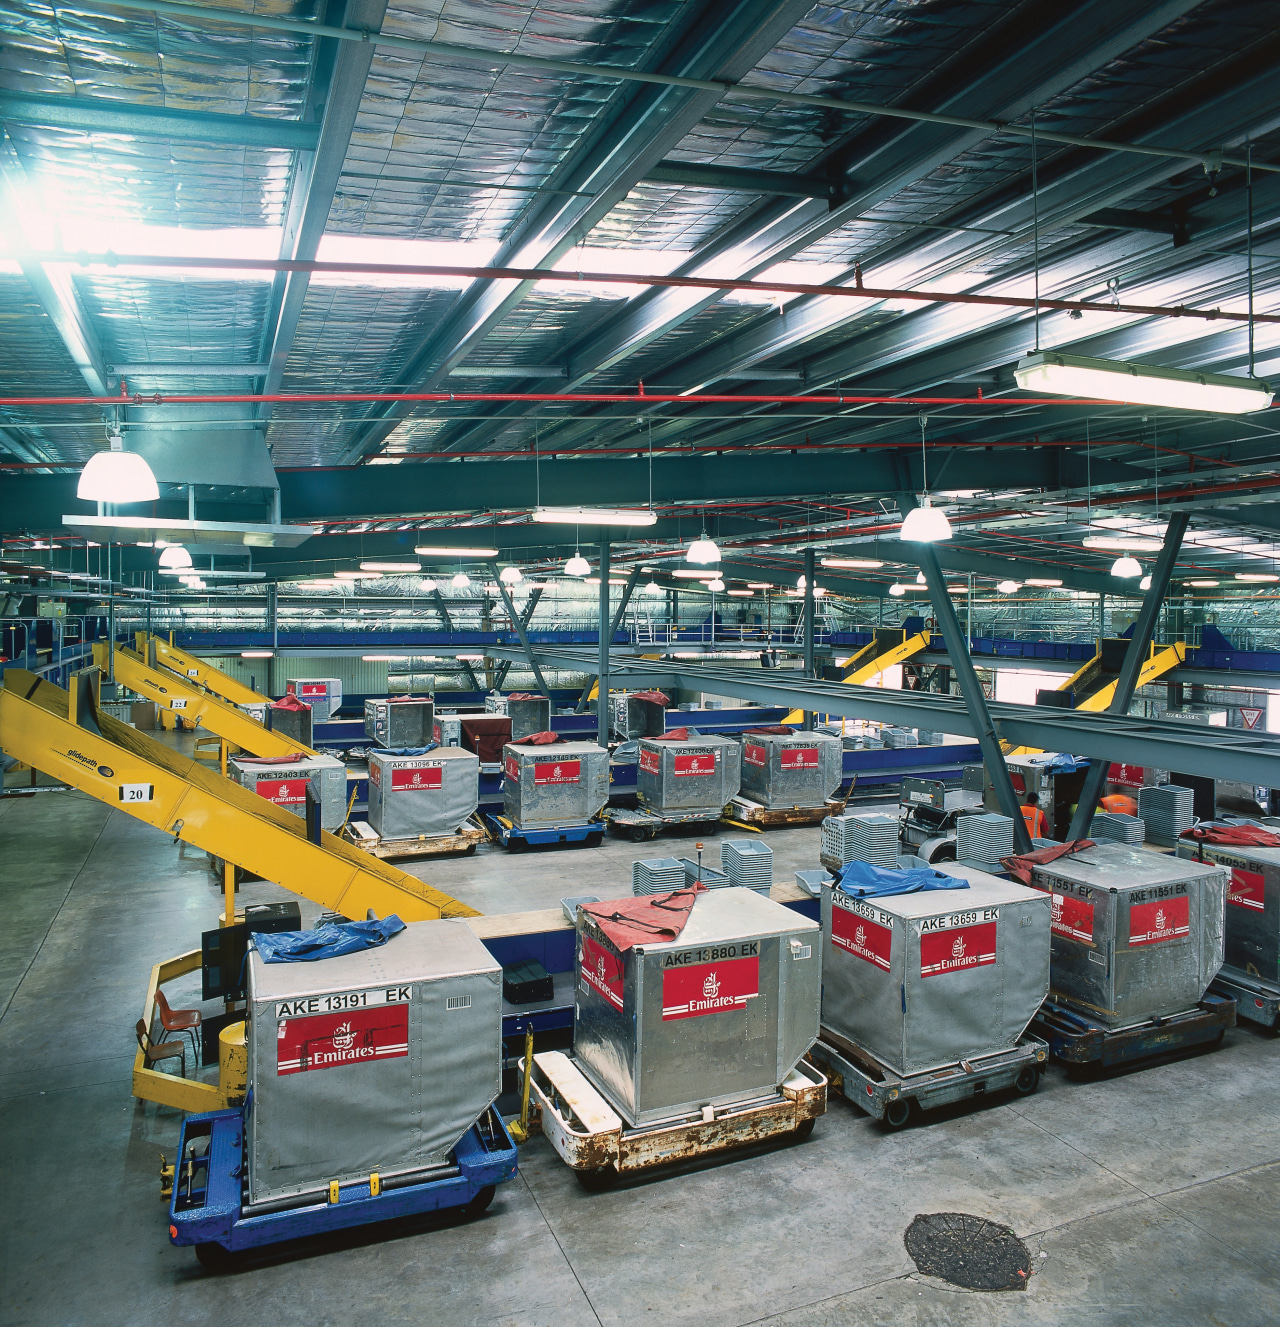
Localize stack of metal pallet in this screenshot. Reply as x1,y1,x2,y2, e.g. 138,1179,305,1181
631,857,688,896
916,729,944,746
823,812,899,868
720,840,773,894
882,727,918,749
1138,784,1195,846
957,812,1015,869
1091,811,1146,846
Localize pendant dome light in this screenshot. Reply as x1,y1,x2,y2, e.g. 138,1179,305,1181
889,584,906,597
916,571,926,585
899,415,952,542
419,578,437,592
77,429,159,503
564,553,590,576
451,570,471,588
158,545,193,570
1111,556,1143,579
997,580,1021,594
686,529,721,564
499,565,523,585
644,580,663,595
707,578,725,592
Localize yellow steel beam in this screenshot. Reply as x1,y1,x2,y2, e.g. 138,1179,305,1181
133,950,226,1113
99,643,311,759
0,671,478,921
1077,642,1186,712
136,632,269,707
782,631,930,725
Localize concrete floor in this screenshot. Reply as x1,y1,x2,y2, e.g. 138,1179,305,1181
2,787,1278,1326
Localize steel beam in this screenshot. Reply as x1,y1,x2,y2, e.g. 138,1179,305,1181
493,586,544,689
489,563,550,698
802,547,815,731
598,542,611,748
1067,512,1191,839
429,590,480,692
642,160,843,201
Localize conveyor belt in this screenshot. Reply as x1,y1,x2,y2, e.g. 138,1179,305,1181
136,633,269,708
0,669,477,921
782,629,930,725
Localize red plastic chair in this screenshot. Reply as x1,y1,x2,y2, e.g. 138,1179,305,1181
155,989,202,1062
135,1020,186,1078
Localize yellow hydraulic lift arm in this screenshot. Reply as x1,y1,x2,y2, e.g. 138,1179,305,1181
0,669,478,922
781,630,931,725
96,643,313,759
136,632,269,707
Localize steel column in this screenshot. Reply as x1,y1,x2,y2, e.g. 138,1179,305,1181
429,590,481,692
802,547,816,732
1068,512,1191,840
489,565,551,697
493,587,544,688
598,542,611,749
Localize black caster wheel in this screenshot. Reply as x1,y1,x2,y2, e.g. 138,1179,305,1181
629,826,648,843
1014,1065,1040,1095
884,1098,912,1130
586,833,604,848
575,1165,620,1192
792,1117,816,1142
508,837,528,853
460,1184,496,1218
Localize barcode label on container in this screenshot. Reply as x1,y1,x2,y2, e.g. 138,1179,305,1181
790,943,812,960
446,994,471,1010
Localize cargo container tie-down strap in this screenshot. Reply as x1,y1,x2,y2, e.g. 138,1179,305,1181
1001,839,1096,886
1181,823,1280,848
583,884,706,951
254,915,406,963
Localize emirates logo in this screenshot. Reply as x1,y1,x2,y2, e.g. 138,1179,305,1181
1051,895,1064,920
702,970,721,999
951,935,966,959
854,925,866,946
598,956,606,979
331,1022,356,1052
1155,908,1166,932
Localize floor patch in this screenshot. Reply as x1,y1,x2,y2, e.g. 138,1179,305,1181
903,1211,1031,1291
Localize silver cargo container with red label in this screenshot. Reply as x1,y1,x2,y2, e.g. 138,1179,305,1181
1029,843,1226,1026
739,729,843,809
230,752,347,829
1176,837,1280,986
364,697,434,748
285,677,343,722
367,747,479,838
502,740,609,826
245,919,501,1205
820,866,1051,1075
573,888,820,1127
636,734,742,815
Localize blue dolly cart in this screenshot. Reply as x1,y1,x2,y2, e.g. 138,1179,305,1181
169,1103,516,1265
484,812,604,852
1032,993,1236,1071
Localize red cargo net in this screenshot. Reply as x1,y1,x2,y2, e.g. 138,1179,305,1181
583,884,706,952
1182,824,1280,848
1001,839,1096,886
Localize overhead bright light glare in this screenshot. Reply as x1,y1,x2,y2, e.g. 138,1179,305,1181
1082,536,1164,552
915,571,926,585
1235,572,1280,583
564,554,590,576
947,585,967,594
644,581,663,595
335,569,379,579
812,586,826,598
1186,579,1219,587
362,655,407,662
997,580,1021,593
498,565,524,584
1111,556,1143,578
820,557,884,569
451,571,471,588
726,589,753,596
241,650,274,658
1014,350,1273,414
899,496,952,542
673,568,718,579
1025,578,1063,587
796,575,806,589
360,560,421,572
686,531,721,564
532,506,657,526
889,584,906,597
584,577,628,585
415,545,499,557
419,578,437,592
157,545,192,569
707,578,726,592
76,433,160,503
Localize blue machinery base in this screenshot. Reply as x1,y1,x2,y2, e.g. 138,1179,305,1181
1031,994,1237,1067
1210,969,1280,1030
169,1107,517,1256
483,813,604,851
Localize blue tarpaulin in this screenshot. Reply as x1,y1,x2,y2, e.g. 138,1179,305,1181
835,860,970,898
1039,754,1091,774
254,916,407,963
381,744,439,756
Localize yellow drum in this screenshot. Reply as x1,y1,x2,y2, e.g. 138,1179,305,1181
218,1021,247,1105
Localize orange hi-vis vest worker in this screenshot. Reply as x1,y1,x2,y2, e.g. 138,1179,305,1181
1100,793,1138,817
1021,804,1048,839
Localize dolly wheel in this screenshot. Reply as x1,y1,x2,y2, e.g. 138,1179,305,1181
1014,1065,1040,1095
508,837,528,853
575,1164,620,1192
884,1098,912,1130
629,826,648,843
792,1117,816,1142
461,1184,496,1218
465,843,477,856
195,1242,233,1272
587,832,603,848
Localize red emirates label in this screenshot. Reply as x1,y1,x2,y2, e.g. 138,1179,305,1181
580,935,624,1010
662,956,758,1019
638,747,660,774
253,777,308,806
1108,763,1146,788
391,765,442,791
299,682,327,696
1050,891,1095,943
831,905,891,971
1229,867,1266,912
276,1005,409,1075
535,758,581,785
1129,895,1190,946
504,755,518,780
743,742,767,768
673,751,717,777
781,746,820,770
920,922,998,978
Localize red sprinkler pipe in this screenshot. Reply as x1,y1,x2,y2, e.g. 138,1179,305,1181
34,251,1280,326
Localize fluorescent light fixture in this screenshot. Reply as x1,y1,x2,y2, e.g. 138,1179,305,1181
334,569,378,579
707,578,726,592
889,584,906,597
414,544,499,557
1082,535,1163,552
241,650,273,658
746,582,772,589
820,557,884,569
726,589,753,596
1015,350,1273,414
1186,579,1219,587
498,565,523,584
532,506,657,526
362,654,407,662
947,585,967,594
584,577,627,585
1139,575,1153,590
686,531,721,564
997,580,1021,593
419,578,437,592
76,432,159,503
1235,572,1280,583
564,554,590,576
1111,556,1143,578
899,496,952,542
457,653,485,661
673,568,718,579
1025,578,1063,587
360,560,420,572
157,545,192,569
451,571,471,588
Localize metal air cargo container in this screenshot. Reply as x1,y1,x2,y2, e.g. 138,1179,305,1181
506,694,552,741
612,691,667,739
286,677,343,722
231,752,347,829
1029,843,1226,1026
367,747,479,838
738,729,842,809
267,699,312,747
244,920,501,1205
502,740,609,827
433,715,461,747
573,888,820,1127
364,697,434,749
636,733,741,815
820,866,1051,1076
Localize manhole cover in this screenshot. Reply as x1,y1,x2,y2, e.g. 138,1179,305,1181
903,1212,1031,1291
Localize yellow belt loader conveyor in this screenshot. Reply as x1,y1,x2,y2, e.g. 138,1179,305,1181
95,643,312,759
782,629,931,725
135,631,269,708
